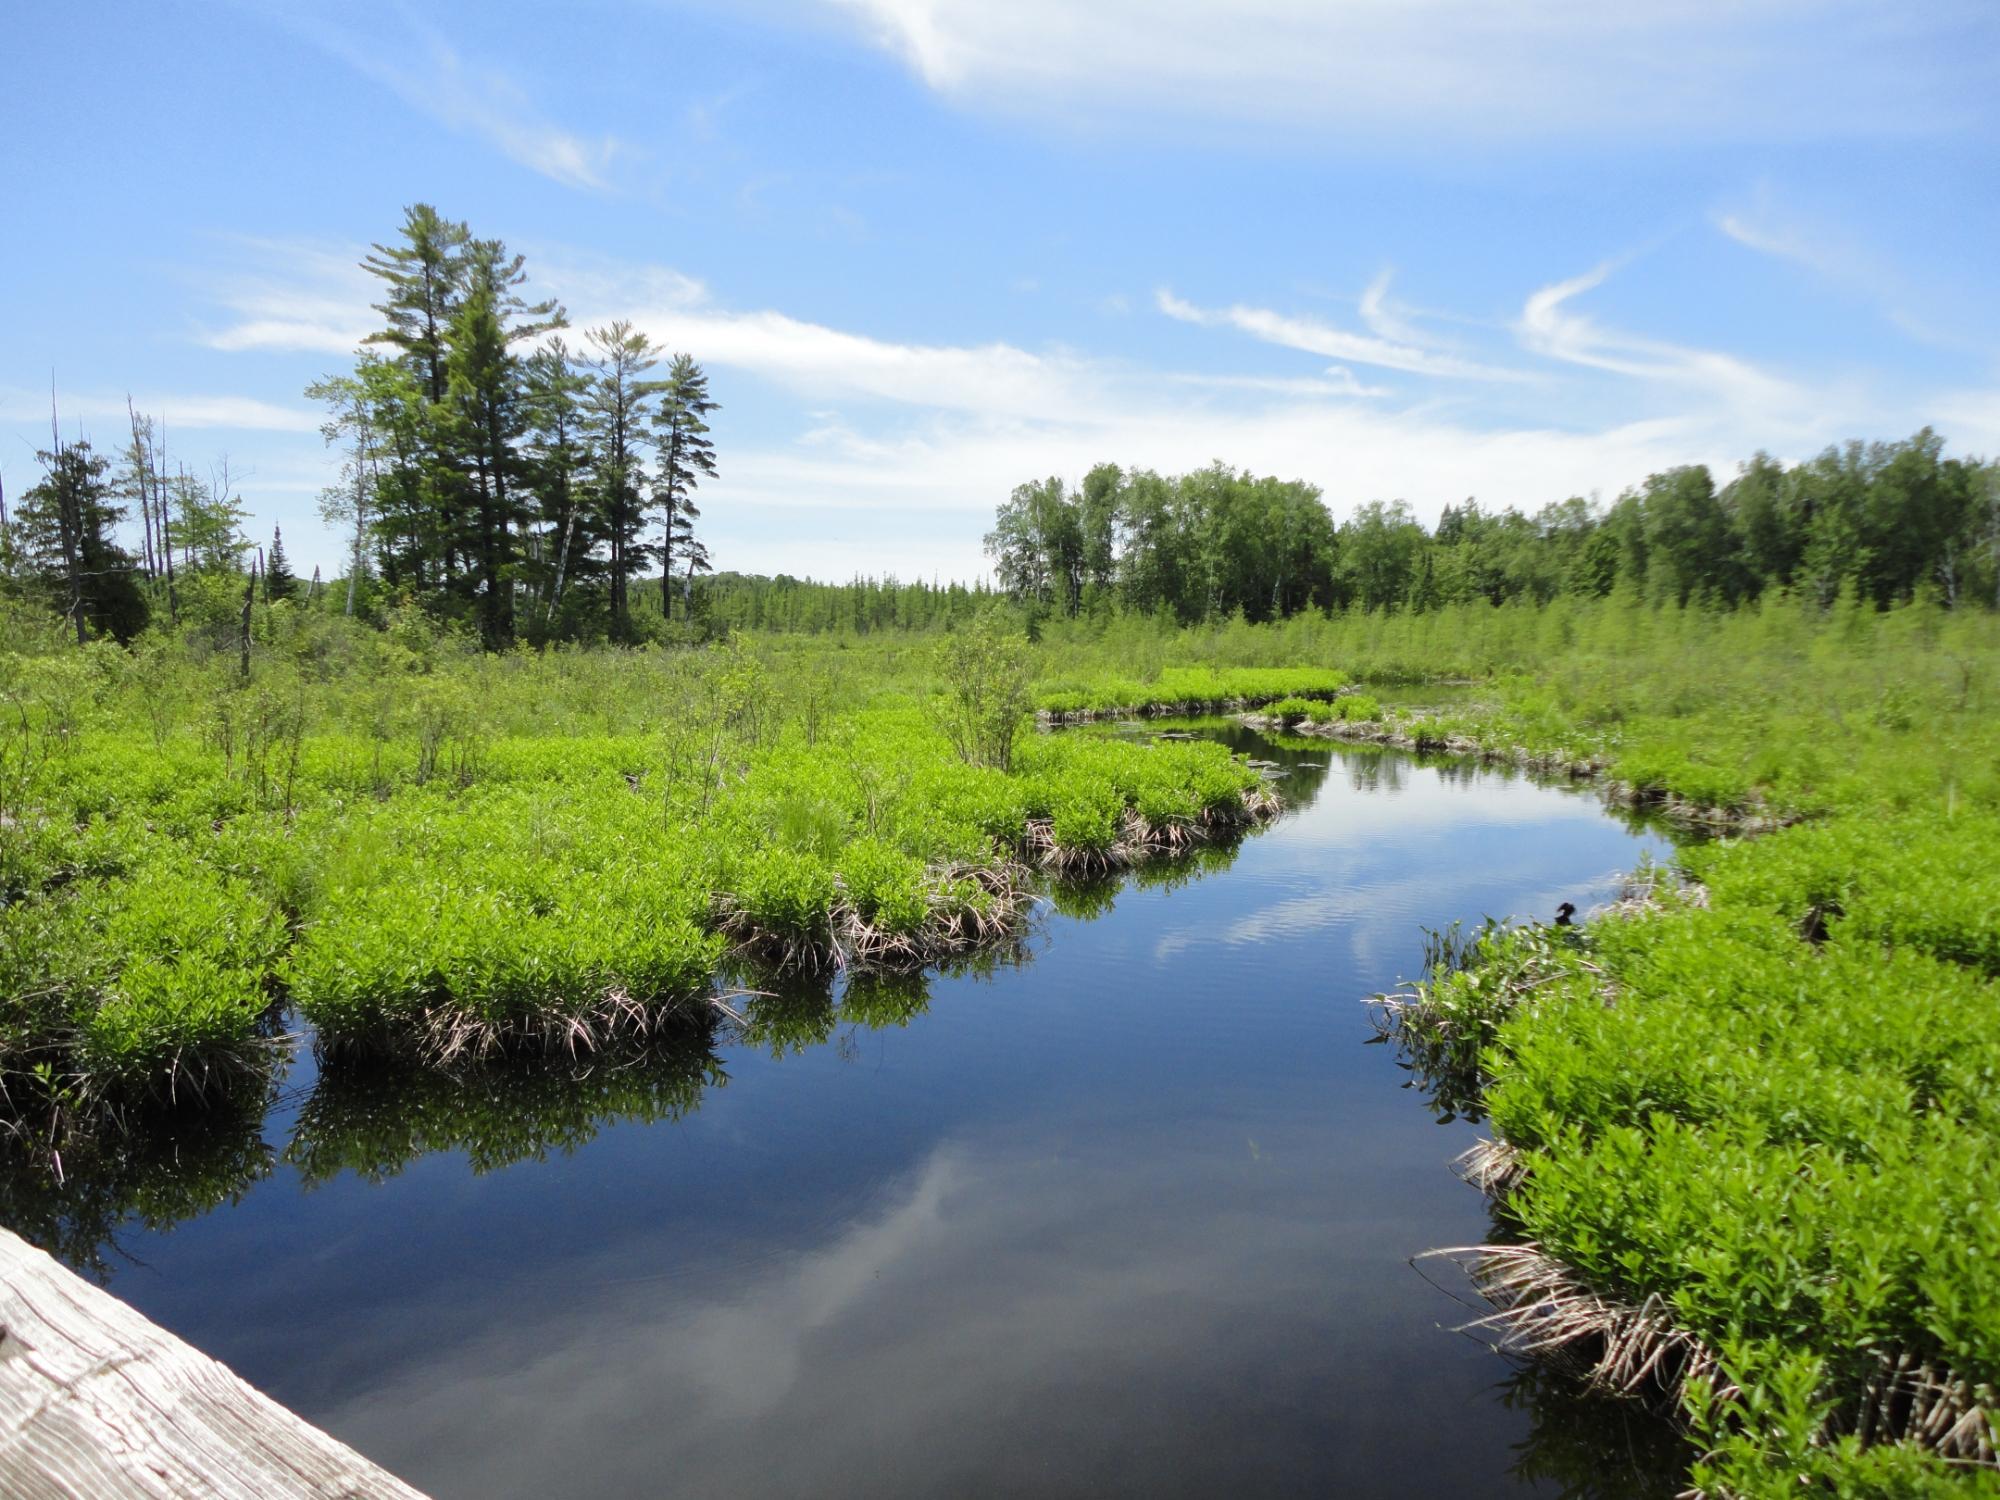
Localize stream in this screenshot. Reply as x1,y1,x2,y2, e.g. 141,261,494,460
15,724,1691,1498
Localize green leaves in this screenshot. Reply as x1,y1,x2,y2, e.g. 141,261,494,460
1434,820,2000,1490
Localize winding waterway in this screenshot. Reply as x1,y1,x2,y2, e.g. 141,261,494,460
16,725,1690,1497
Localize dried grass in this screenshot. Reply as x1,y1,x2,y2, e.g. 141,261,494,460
321,986,720,1071
1427,1242,1729,1409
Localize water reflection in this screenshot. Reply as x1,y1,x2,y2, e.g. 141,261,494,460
736,952,1023,1057
0,726,1695,1497
1497,1363,1689,1500
287,1036,727,1184
317,1121,1541,1499
0,1099,272,1282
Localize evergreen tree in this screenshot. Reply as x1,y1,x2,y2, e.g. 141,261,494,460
10,442,147,641
363,204,471,405
653,354,718,621
265,525,297,601
443,243,533,646
582,320,662,639
521,337,594,631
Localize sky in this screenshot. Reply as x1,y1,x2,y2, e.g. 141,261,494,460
5,0,1998,583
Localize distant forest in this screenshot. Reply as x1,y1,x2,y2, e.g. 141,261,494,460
982,436,2000,624
699,431,2000,635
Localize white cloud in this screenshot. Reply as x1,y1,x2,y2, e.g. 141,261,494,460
1170,369,1390,400
1357,271,1431,350
1714,213,1813,268
641,308,1101,421
1516,260,1807,421
284,13,625,190
1157,289,1525,383
1932,391,2000,456
1,386,320,435
709,400,1719,526
822,0,1993,142
1714,205,1986,355
195,238,379,356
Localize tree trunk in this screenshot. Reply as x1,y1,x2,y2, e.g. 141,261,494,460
240,561,256,680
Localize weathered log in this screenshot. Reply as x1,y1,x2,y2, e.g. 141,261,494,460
0,1227,428,1499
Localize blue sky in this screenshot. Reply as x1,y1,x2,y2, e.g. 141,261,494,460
6,0,1997,581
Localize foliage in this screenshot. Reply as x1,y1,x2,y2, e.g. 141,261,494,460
0,614,1275,1106
5,572,1999,1493
931,612,1033,771
1034,665,1346,716
981,434,2000,626
2,443,148,643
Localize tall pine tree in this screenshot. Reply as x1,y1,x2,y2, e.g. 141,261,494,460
521,337,593,631
653,353,718,620
582,320,662,640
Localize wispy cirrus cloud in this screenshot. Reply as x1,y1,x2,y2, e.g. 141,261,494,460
276,11,626,191
1516,260,1807,420
824,0,1996,143
1713,203,1988,355
1356,271,1433,350
194,238,379,356
1156,288,1525,382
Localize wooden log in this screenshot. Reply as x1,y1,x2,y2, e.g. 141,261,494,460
0,1227,428,1499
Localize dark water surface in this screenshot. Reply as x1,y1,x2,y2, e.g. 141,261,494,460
31,727,1690,1498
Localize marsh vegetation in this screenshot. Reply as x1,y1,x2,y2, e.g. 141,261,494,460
2,560,1997,1495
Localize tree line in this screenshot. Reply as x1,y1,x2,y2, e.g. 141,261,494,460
0,203,722,649
700,572,1001,635
985,434,2000,622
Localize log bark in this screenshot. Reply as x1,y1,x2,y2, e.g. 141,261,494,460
0,1228,428,1499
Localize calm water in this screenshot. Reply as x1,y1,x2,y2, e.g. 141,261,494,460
19,726,1689,1497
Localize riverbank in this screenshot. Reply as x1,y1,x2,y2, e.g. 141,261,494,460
1351,613,2000,1495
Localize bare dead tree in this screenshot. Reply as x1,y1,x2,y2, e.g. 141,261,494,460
125,398,158,586
239,556,257,681
156,416,178,625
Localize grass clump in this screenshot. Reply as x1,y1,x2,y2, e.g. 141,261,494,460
0,846,285,1118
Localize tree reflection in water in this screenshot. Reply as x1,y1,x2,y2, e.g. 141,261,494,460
0,1095,274,1283
1498,1361,1689,1500
287,1032,729,1185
